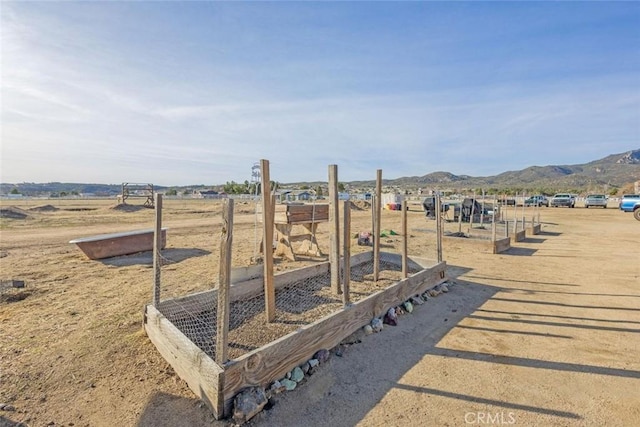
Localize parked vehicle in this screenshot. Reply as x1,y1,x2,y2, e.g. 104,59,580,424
584,194,608,208
524,195,549,207
550,193,575,208
618,194,640,213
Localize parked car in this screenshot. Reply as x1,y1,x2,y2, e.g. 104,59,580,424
584,194,608,208
618,194,640,212
524,195,549,207
550,193,575,208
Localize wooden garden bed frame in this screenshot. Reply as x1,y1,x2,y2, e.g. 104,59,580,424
144,251,446,419
69,228,167,260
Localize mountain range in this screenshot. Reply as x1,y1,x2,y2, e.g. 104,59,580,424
2,149,639,196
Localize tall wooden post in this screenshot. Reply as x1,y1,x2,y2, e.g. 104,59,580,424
260,159,276,322
522,193,526,231
342,200,351,305
513,192,518,235
373,169,382,281
491,195,497,253
480,189,485,228
329,165,341,294
435,192,443,263
458,196,463,233
152,193,163,307
216,198,233,365
401,199,408,278
469,190,476,233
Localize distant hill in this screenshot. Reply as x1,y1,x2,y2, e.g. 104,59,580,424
2,150,639,196
347,149,640,194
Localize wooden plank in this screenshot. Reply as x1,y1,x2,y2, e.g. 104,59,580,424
153,194,163,307
328,165,341,294
494,237,511,254
528,224,541,235
373,169,382,281
260,159,275,322
216,198,233,365
512,229,526,243
221,261,448,414
342,200,351,305
144,305,225,419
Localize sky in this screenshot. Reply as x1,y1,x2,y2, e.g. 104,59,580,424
1,2,639,186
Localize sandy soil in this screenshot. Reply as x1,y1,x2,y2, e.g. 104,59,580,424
1,198,638,427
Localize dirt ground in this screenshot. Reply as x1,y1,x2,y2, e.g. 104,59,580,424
1,198,638,427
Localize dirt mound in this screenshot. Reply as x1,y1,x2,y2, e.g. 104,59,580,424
29,204,59,212
0,206,31,219
108,203,148,212
350,200,371,211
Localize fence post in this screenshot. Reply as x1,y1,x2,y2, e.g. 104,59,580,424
152,193,162,307
342,200,351,305
329,165,341,295
216,198,233,365
435,193,443,263
401,200,408,278
373,169,382,281
260,159,276,322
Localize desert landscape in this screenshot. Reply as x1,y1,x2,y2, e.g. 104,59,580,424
1,197,639,427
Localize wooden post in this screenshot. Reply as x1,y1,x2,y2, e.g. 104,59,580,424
373,169,382,281
435,193,443,263
342,200,351,305
480,189,485,228
260,159,276,322
521,192,526,231
329,165,341,294
401,199,408,278
458,196,463,233
152,193,162,307
513,192,518,235
491,195,497,252
216,198,233,365
469,190,476,233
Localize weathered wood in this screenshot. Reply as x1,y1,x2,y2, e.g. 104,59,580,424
512,229,526,243
260,160,276,322
494,236,511,253
342,200,351,305
491,195,497,251
373,169,382,281
401,200,408,279
221,260,448,415
216,199,233,365
153,194,163,307
328,165,341,294
528,224,541,235
435,193,443,263
144,305,225,419
70,228,167,261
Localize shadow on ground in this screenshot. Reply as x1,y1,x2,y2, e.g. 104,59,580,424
100,248,211,267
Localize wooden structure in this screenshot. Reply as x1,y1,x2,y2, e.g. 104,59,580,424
70,228,166,260
260,203,329,261
119,182,155,208
443,231,511,254
144,252,447,420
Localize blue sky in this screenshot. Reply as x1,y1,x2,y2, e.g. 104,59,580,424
2,2,639,186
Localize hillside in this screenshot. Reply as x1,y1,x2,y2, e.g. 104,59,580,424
2,150,639,196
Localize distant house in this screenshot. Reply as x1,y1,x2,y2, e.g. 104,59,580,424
198,190,225,199
280,190,313,202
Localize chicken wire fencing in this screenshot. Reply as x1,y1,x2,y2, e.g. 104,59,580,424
155,250,425,362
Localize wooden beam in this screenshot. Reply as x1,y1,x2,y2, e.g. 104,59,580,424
153,193,162,307
373,169,382,281
491,195,497,253
401,200,408,278
342,200,351,305
260,159,276,322
216,198,233,365
328,165,341,294
435,193,443,263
